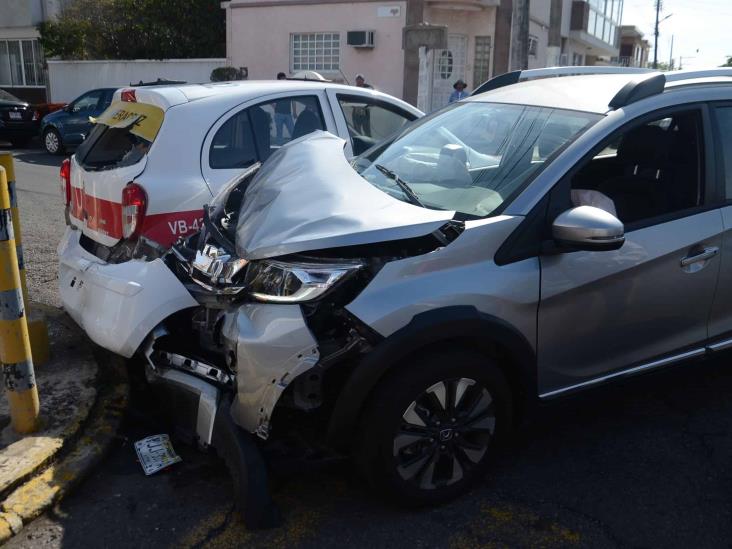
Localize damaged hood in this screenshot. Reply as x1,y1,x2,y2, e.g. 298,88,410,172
235,131,455,260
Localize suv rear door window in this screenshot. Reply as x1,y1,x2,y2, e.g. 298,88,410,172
714,106,732,199
209,95,325,169
76,101,164,171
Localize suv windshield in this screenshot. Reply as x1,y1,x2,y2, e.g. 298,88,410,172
354,102,601,218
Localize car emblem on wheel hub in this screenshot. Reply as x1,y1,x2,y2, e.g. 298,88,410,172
439,428,454,442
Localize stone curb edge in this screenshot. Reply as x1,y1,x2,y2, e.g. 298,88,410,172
0,352,129,544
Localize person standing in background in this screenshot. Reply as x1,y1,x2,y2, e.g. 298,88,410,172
353,73,373,136
449,80,469,103
355,73,373,89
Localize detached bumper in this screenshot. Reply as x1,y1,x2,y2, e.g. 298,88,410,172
57,228,198,357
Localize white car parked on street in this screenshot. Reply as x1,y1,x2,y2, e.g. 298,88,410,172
57,80,421,357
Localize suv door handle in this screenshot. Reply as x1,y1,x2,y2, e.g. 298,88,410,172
680,246,719,267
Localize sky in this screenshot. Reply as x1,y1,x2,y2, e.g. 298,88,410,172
620,0,730,69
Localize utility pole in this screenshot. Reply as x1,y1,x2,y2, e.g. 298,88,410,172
548,0,562,66
653,0,661,69
668,35,674,69
510,0,530,70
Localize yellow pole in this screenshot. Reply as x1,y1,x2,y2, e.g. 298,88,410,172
0,153,49,366
0,165,40,434
0,154,27,307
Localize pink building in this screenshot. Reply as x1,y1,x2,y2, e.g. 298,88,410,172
222,0,624,111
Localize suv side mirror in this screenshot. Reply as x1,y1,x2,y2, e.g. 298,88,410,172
552,206,625,252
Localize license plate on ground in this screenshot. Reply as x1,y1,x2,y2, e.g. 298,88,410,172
8,112,21,120
134,434,182,475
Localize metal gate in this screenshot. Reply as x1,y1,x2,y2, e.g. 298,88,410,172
430,34,468,111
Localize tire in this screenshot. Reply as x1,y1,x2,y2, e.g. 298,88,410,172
43,128,64,155
355,349,512,507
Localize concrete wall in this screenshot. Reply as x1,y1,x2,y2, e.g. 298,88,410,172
0,0,66,29
0,0,37,28
47,58,227,102
225,1,407,99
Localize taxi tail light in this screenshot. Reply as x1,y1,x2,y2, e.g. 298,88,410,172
122,182,147,239
121,89,137,102
60,157,71,206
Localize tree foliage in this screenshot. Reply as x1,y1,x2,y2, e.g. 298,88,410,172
39,0,224,60
722,56,732,67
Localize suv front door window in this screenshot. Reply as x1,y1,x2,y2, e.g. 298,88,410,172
538,107,722,396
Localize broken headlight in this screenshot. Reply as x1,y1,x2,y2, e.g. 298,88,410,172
188,243,249,294
245,260,362,303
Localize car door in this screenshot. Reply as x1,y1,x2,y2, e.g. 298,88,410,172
202,91,334,194
326,89,422,157
537,105,723,397
707,103,732,344
64,90,105,144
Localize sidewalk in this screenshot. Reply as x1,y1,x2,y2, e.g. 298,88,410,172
0,304,128,542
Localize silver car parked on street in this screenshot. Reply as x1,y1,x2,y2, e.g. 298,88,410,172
64,67,732,525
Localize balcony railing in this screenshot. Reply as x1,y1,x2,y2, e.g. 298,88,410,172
612,56,644,68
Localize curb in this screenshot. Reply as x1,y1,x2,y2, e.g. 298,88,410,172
0,349,129,543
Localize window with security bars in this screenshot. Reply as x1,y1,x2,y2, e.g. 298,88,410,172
0,39,45,87
473,36,491,88
291,33,340,72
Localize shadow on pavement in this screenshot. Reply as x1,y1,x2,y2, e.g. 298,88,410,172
0,139,66,168
9,354,732,548
11,150,65,168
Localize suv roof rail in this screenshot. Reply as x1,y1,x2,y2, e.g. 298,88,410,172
472,66,654,96
664,68,732,82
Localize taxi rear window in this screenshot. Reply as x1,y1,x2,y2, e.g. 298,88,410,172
76,101,164,171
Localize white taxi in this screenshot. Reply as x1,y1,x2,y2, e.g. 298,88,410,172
58,80,422,357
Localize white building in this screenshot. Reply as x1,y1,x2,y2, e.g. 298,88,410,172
0,0,66,102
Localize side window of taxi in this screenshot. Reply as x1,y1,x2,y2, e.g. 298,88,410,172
209,96,325,169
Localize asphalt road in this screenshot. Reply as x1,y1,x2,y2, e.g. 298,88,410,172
4,142,732,548
2,141,66,308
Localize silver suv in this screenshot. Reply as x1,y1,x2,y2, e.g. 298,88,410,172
66,67,732,525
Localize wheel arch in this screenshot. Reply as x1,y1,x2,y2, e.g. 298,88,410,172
326,306,537,449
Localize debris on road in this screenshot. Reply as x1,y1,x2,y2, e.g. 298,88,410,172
134,435,182,476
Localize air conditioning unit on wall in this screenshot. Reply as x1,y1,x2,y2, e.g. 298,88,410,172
347,31,375,48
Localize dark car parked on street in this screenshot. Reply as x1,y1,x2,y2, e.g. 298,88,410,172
40,88,116,155
0,89,40,148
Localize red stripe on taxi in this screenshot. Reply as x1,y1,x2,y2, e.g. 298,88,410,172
69,190,203,246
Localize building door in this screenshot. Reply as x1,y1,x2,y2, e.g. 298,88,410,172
431,34,467,112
